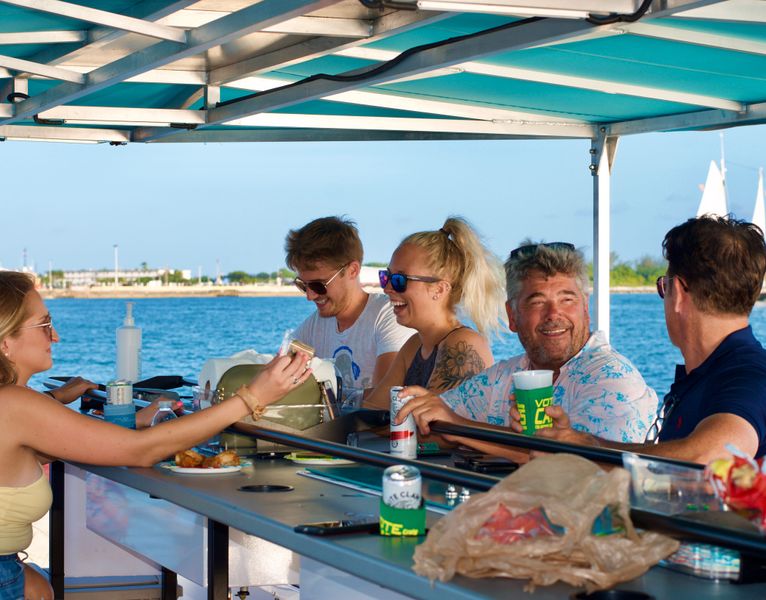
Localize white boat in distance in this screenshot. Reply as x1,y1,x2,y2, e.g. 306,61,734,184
696,160,728,219
753,168,765,237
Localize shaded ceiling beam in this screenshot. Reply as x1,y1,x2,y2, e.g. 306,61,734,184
669,0,766,23
623,21,766,56
0,0,187,43
147,128,554,143
205,19,622,127
30,1,198,66
337,46,744,111
36,105,205,126
228,74,587,123
221,112,595,137
1,0,343,125
0,54,84,83
0,30,86,44
210,10,446,85
161,11,372,38
0,124,129,143
607,100,766,136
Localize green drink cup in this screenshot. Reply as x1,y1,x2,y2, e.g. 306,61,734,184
512,370,554,435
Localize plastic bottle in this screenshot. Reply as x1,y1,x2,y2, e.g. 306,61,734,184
116,302,142,382
150,399,178,427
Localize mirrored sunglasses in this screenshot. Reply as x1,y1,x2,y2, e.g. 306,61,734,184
378,269,441,293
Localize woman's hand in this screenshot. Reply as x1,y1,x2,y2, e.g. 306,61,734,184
394,385,465,437
135,397,184,429
247,352,313,406
48,377,98,404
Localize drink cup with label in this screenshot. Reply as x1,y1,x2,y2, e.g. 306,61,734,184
512,370,554,435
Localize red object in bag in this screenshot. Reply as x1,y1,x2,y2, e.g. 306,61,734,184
475,504,556,545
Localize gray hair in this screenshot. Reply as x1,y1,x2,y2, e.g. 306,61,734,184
504,244,589,309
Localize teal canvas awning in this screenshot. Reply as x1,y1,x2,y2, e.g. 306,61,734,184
0,0,764,145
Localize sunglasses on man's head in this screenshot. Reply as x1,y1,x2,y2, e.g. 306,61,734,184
509,242,575,260
378,269,440,293
293,264,347,295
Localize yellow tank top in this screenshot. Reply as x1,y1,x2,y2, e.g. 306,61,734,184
0,469,53,554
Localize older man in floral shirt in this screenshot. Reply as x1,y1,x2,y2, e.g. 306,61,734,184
398,242,658,444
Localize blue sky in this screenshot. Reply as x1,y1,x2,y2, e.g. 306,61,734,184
2,124,765,277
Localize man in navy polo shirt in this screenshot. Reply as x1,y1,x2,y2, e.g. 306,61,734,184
525,216,766,462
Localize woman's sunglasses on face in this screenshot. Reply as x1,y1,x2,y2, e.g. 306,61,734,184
293,264,347,295
18,318,55,340
378,269,440,293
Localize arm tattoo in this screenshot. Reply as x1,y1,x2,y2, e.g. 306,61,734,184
430,340,486,391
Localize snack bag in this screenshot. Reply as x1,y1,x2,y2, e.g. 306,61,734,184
707,448,766,530
413,454,679,592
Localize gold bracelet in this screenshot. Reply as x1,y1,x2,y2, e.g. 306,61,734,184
234,385,266,421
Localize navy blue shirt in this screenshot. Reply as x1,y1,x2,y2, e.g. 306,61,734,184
658,326,766,458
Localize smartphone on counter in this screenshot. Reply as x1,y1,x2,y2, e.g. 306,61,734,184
454,455,519,474
294,518,379,536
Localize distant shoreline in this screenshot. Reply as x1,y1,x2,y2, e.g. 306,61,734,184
40,284,657,299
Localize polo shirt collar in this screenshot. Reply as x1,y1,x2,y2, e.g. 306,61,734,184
673,325,757,389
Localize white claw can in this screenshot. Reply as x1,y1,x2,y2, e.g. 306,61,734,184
106,380,133,405
382,465,422,509
390,386,417,459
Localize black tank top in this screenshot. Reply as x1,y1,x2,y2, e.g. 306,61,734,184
403,326,465,387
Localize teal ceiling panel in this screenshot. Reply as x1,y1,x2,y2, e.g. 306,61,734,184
380,73,692,121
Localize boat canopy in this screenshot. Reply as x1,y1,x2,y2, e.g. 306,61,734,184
2,0,766,335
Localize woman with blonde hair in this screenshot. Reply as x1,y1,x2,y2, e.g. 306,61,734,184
366,216,505,408
0,271,312,600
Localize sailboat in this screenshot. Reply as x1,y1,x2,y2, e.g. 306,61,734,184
753,167,765,237
696,159,728,219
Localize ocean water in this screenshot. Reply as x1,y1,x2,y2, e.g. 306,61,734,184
31,294,766,399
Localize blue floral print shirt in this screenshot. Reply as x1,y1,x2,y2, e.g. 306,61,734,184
440,331,658,443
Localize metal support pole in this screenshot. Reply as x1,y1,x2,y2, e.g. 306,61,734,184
590,130,619,341
49,461,65,599
161,566,178,600
207,519,228,600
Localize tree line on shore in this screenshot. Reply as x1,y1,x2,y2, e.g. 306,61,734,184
39,256,666,288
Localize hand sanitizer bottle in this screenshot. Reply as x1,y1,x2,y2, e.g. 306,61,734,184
116,302,142,382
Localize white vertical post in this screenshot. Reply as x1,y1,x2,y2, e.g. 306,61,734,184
113,244,119,286
591,132,619,341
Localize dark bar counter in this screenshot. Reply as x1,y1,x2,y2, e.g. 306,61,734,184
53,457,766,600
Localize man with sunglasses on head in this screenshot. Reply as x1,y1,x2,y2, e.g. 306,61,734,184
520,216,766,462
285,216,414,395
397,242,658,452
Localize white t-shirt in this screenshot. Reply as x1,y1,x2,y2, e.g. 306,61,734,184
293,293,414,390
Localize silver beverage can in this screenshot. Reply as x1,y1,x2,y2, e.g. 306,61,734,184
390,386,417,459
382,465,422,509
106,380,133,405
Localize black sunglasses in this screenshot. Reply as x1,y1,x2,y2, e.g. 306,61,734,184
378,269,440,293
656,274,687,300
509,242,575,260
293,264,347,295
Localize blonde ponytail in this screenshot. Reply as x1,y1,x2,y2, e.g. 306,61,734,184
401,216,505,336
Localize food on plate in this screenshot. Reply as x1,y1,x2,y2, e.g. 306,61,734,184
174,449,239,469
175,449,204,468
201,449,240,468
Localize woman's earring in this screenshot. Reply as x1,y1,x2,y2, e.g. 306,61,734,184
432,295,439,301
